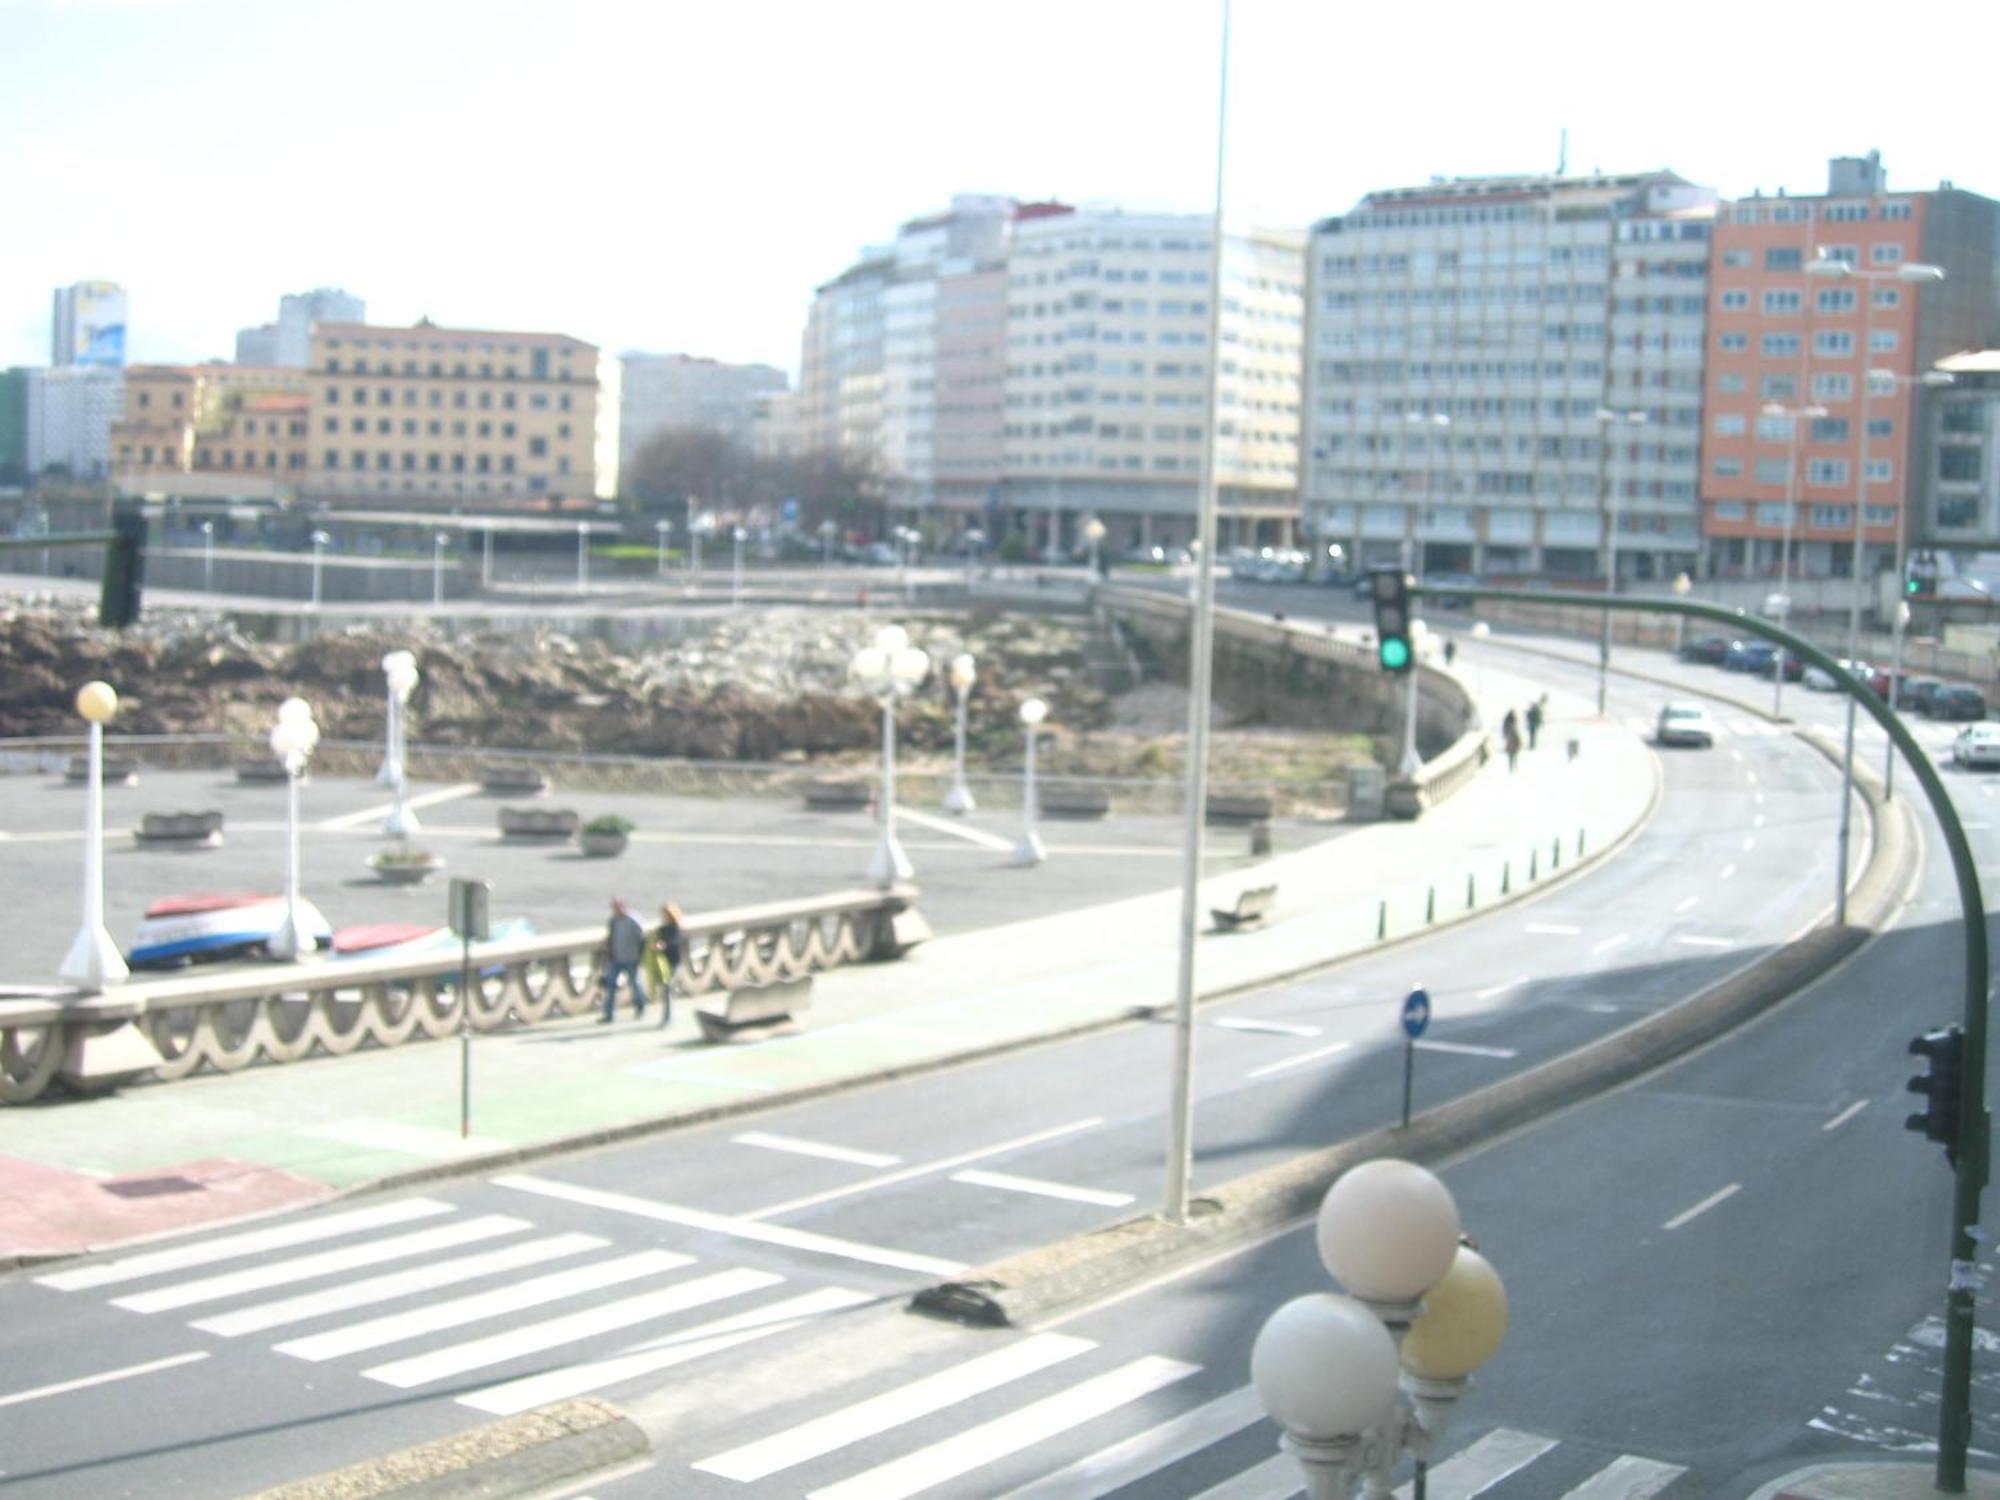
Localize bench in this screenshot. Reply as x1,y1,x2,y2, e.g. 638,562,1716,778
1211,883,1277,932
235,758,291,784
66,755,139,786
696,976,814,1043
803,779,872,811
1205,793,1273,826
134,810,224,848
481,764,551,796
498,806,579,840
1041,786,1111,820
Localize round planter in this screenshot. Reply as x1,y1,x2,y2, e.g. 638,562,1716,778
579,831,629,858
369,852,445,885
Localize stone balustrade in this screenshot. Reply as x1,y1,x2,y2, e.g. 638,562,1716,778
0,887,925,1105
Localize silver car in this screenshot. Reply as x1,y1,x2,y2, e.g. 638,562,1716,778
1656,702,1716,748
1953,723,2000,769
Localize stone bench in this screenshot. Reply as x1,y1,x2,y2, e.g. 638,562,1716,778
1042,786,1111,820
1211,883,1277,932
134,810,224,848
481,764,552,796
66,755,139,786
803,779,872,811
498,806,580,840
235,758,291,784
696,976,813,1043
1206,793,1273,826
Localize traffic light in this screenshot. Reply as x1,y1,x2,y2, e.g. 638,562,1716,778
1905,1025,1965,1166
1370,568,1414,673
98,500,147,630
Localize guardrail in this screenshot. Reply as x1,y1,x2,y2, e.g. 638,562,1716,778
0,886,922,1105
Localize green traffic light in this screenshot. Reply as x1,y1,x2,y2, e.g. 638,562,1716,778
1907,578,1921,595
1380,638,1411,670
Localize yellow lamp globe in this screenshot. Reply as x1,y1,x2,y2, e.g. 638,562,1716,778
75,681,119,724
1399,1244,1509,1381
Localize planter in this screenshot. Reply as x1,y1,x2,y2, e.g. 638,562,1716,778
368,851,445,885
235,758,291,784
803,778,872,811
66,755,139,786
135,810,225,848
498,806,580,840
480,764,551,796
579,830,629,858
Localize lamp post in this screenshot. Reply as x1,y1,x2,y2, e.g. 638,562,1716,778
309,529,330,610
1871,369,1956,801
201,519,214,591
1252,1159,1507,1498
575,521,590,595
943,652,977,814
1083,515,1106,577
266,697,323,961
59,681,128,992
1399,618,1428,775
731,526,747,607
1672,572,1691,657
655,518,671,578
819,519,837,569
849,625,930,886
482,523,494,589
1593,406,1648,714
1806,252,1946,924
380,650,421,838
690,512,704,593
1012,697,1048,867
432,532,449,608
1759,400,1828,716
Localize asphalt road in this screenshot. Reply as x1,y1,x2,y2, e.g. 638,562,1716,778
0,648,1879,1497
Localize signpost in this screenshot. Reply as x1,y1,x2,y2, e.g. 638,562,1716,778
1400,986,1431,1127
448,878,490,1139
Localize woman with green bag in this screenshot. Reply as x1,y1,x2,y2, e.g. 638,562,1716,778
648,902,684,1028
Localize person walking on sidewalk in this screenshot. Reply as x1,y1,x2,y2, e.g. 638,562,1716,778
1501,709,1523,773
600,898,649,1023
648,902,684,1029
1525,696,1545,750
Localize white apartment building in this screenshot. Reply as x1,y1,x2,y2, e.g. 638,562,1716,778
26,365,126,478
1302,170,1713,580
236,289,367,371
1002,208,1303,554
618,352,788,470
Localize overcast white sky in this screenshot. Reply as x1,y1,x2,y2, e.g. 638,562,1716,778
3,0,1993,379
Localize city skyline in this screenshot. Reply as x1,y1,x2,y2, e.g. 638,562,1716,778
1,0,1994,378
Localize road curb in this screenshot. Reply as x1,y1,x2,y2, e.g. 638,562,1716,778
239,1396,648,1499
912,734,1920,1328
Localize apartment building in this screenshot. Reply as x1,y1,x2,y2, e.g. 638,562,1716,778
25,365,126,480
1302,169,1716,581
110,365,311,499
618,352,788,469
304,321,598,508
1920,350,2000,552
1700,154,2000,580
236,288,367,370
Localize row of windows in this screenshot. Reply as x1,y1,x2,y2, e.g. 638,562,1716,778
1724,200,1914,225
1716,286,1900,313
1323,284,1611,309
326,386,574,412
318,447,568,474
1715,330,1900,356
119,445,306,471
1713,413,1896,442
322,416,572,441
321,347,564,380
1321,245,1613,277
1709,457,1894,484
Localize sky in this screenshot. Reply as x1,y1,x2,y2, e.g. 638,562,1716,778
3,0,1995,380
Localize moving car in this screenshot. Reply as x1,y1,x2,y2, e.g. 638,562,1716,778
1930,686,1987,722
1953,723,2000,769
1680,635,1730,666
1656,701,1717,748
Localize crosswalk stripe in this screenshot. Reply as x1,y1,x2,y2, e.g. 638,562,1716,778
37,1198,455,1291
1395,1428,1559,1499
807,1356,1200,1500
696,1332,1096,1483
111,1215,531,1314
733,1132,902,1168
950,1170,1136,1208
1561,1453,1688,1499
1189,1451,1295,1500
461,1286,871,1416
274,1249,693,1362
362,1267,782,1389
190,1232,608,1337
999,1383,1265,1499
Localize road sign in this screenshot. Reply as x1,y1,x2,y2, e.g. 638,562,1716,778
1401,987,1431,1040
448,878,490,941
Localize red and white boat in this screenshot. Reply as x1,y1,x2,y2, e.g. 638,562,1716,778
128,892,333,968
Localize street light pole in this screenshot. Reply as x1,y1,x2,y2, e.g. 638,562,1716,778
655,518,670,578
732,526,747,607
432,532,448,608
850,625,929,886
1594,407,1647,714
1876,369,1955,801
1761,401,1826,716
59,681,127,992
482,524,494,589
1400,617,1427,775
201,520,214,591
576,521,589,595
380,651,421,839
1012,698,1048,867
310,529,329,610
943,652,976,814
267,697,321,961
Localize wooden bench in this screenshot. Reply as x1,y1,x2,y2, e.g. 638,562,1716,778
134,810,224,848
1211,883,1277,932
481,764,551,796
66,755,139,786
803,779,872,811
498,806,579,840
696,976,814,1043
1205,793,1273,826
1042,786,1111,820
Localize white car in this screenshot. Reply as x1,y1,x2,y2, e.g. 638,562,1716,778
1656,702,1716,748
1953,723,2000,769
1803,659,1871,691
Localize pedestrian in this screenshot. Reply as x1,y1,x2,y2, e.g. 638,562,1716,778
599,898,648,1023
1525,697,1544,750
648,902,684,1029
1501,709,1522,773
1443,638,1457,667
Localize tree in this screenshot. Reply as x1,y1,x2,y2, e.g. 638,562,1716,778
623,425,753,515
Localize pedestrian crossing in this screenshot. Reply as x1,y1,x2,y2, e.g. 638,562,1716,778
687,1329,1694,1499
31,1193,873,1416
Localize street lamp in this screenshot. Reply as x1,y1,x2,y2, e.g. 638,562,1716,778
308,529,330,610
655,518,671,578
59,680,128,992
576,521,590,595
266,697,324,961
482,523,495,589
848,625,929,886
201,519,215,591
1012,697,1048,867
1759,401,1828,716
1672,572,1692,657
1806,251,1946,923
432,532,449,608
1399,618,1428,775
1594,406,1648,714
380,650,421,837
1083,515,1106,577
732,526,747,607
687,499,702,590
943,652,977,815
1253,1160,1506,1498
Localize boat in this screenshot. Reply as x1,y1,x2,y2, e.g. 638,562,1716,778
128,892,333,969
331,917,534,971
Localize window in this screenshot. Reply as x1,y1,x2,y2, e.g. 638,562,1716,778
1722,249,1753,268
1719,332,1749,352
1867,418,1893,438
1756,415,1792,442
1762,333,1800,357
1873,287,1902,309
1942,404,1987,436
1941,448,1982,482
1720,290,1750,310
1714,413,1746,436
1821,245,1859,265
1762,290,1801,315
1807,458,1849,487
1870,329,1899,352
1870,243,1904,265
1764,247,1803,271
1714,501,1748,521
1865,458,1892,482
1813,373,1853,401
1713,456,1743,477
1760,375,1797,399
1810,504,1851,526
1881,202,1914,221
1755,458,1791,485
528,436,548,458
323,417,337,433
1814,331,1855,356
1717,374,1747,394
1816,288,1857,313
1756,503,1791,527
351,452,367,470
1810,416,1850,442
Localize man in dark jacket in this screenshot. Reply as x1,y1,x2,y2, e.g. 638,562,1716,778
600,898,649,1022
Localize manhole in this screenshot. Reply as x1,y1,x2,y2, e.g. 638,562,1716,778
101,1175,205,1199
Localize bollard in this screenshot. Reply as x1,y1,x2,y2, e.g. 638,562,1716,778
1377,899,1387,940
1466,872,1476,910
1552,836,1562,871
1501,860,1511,894
1425,886,1435,925
1529,848,1538,880
1577,827,1586,857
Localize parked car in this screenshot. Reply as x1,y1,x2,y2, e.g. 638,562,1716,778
1802,658,1873,692
1930,686,1987,722
1902,677,1946,715
1655,701,1717,748
1680,635,1730,666
1760,649,1805,681
1953,723,2000,768
1725,640,1778,674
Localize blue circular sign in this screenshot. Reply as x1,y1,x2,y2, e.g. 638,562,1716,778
1401,987,1431,1040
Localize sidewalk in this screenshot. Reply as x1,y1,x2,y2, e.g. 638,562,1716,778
0,656,1656,1263
1751,1462,2000,1498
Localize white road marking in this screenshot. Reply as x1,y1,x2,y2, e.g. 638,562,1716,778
462,1286,871,1416
1664,1182,1741,1231
1247,1040,1353,1079
1745,770,1760,785
1676,935,1733,949
494,1174,965,1276
897,805,1014,851
37,1198,455,1291
744,1118,1105,1221
807,1356,1200,1500
695,1332,1096,1482
1730,750,1746,764
1719,864,1738,881
1823,1099,1870,1133
1754,792,1766,806
112,1215,531,1314
997,1384,1264,1500
0,1350,209,1409
1393,1427,1560,1499
1192,1452,1294,1499
1962,820,1992,830
364,1268,782,1389
1742,835,1757,852
1584,1003,1621,1014
1524,922,1582,936
1591,933,1629,956
1414,1040,1518,1059
1474,977,1528,1000
305,1119,509,1158
1674,895,1699,913
317,782,481,831
1562,1454,1689,1499
274,1250,694,1362
951,1170,1135,1208
733,1132,901,1168
1213,1016,1322,1037
191,1233,607,1337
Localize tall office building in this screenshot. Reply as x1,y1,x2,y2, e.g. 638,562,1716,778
51,281,128,368
618,352,788,470
235,288,366,370
25,366,126,478
1301,170,1716,581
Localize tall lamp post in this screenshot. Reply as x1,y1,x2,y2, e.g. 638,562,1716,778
59,681,128,992
1252,1159,1507,1498
1806,251,1946,924
1593,406,1648,714
1399,618,1428,775
943,652,977,814
655,518,671,578
849,625,930,886
309,529,330,611
1012,697,1048,867
267,698,324,960
1759,400,1828,715
1083,515,1106,577
1672,572,1692,657
482,523,495,589
381,650,421,838
731,526,747,607
201,519,215,591
432,532,449,607
575,521,590,595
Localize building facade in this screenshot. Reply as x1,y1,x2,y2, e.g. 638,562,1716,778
1922,350,2000,552
0,369,29,486
25,365,125,479
110,364,311,499
51,281,127,368
236,289,368,371
618,353,788,469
